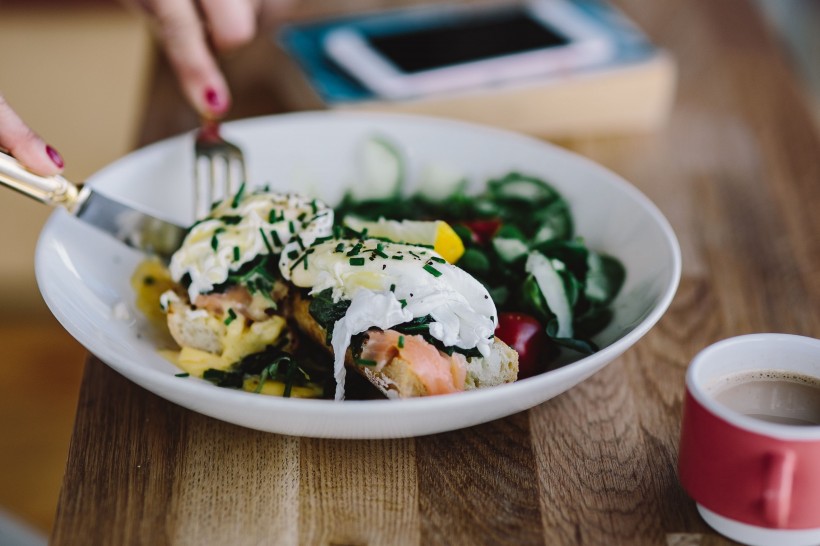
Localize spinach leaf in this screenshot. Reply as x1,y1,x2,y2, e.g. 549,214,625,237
392,316,483,358
308,288,352,343
585,252,625,305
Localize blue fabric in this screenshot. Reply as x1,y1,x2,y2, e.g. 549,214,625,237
276,0,659,104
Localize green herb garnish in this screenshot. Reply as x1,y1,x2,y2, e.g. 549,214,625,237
220,215,242,225
259,228,274,255
224,308,237,325
423,264,442,277
270,230,282,248
230,182,246,208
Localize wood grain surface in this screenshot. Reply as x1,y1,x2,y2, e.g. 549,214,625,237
51,0,820,544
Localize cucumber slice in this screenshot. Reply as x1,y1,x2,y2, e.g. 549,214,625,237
488,173,557,202
351,135,404,200
417,162,467,202
492,237,529,263
525,251,573,338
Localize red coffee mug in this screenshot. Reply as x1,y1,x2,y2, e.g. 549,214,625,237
678,334,820,546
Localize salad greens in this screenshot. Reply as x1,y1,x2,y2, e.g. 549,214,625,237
336,171,625,358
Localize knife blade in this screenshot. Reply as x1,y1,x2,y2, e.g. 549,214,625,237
0,150,187,261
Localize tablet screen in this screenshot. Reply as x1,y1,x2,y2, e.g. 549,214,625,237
366,10,570,73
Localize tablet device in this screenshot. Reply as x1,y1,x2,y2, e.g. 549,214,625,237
323,0,615,99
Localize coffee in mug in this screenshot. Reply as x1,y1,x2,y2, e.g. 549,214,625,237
678,334,820,546
709,370,820,426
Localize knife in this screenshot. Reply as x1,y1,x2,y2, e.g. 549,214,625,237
0,150,186,261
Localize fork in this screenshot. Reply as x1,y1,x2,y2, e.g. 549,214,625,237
194,119,246,218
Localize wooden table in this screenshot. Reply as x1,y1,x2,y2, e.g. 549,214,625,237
51,1,820,544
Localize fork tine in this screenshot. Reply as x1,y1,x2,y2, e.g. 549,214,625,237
194,155,210,219
194,121,247,219
230,152,245,195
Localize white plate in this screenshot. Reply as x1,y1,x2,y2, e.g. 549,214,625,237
35,112,680,439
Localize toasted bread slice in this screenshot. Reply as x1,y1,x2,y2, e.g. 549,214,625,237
288,292,518,398
166,295,225,354
164,288,292,366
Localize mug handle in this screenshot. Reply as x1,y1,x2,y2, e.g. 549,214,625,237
763,449,796,527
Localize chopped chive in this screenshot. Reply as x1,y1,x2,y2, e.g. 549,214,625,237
430,256,446,264
356,358,377,367
391,255,404,260
230,182,246,208
295,236,305,251
175,372,190,378
224,308,237,325
288,220,295,234
400,323,429,333
220,215,242,225
398,335,404,349
268,209,278,223
287,249,299,260
233,246,240,261
334,242,345,253
210,234,219,251
399,299,408,308
311,199,319,214
374,244,389,258
259,228,274,254
409,251,421,259
346,243,363,256
270,230,283,248
349,257,365,266
389,284,396,292
423,264,442,277
289,252,308,272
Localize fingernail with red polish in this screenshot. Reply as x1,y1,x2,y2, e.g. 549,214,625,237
46,145,64,169
204,87,227,114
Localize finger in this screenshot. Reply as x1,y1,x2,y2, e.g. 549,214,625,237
150,0,230,118
0,94,64,176
198,0,257,52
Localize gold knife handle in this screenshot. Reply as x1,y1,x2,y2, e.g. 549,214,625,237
0,150,80,211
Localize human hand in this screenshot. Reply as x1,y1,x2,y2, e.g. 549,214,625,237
0,95,64,176
125,0,295,119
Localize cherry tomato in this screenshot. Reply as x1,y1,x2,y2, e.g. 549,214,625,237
460,219,502,246
495,312,551,379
